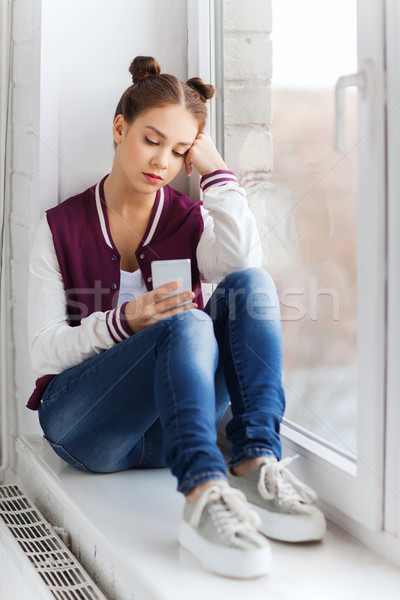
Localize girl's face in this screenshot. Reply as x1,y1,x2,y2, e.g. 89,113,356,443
113,105,199,196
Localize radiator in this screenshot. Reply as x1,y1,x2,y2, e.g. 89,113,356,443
0,485,109,600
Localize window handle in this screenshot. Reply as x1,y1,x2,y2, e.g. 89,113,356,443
334,60,373,153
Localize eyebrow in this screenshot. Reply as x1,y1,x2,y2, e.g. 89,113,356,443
144,125,192,147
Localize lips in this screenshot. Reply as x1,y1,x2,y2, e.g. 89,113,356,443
143,172,163,184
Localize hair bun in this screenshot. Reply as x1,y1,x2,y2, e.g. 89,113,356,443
129,56,161,84
186,77,215,103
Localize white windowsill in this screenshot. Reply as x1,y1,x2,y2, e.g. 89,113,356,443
14,434,400,600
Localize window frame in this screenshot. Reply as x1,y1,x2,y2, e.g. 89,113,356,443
187,0,215,203
385,0,400,539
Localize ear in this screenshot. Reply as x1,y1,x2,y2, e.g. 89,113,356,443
112,115,127,145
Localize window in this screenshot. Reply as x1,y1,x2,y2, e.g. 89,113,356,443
213,0,391,533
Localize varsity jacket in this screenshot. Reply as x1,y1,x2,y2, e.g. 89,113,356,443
27,170,262,410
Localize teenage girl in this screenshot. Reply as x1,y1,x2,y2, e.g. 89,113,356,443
27,56,326,579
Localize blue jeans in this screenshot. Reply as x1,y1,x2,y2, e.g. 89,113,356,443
38,268,286,494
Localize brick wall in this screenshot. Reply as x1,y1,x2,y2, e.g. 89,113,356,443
222,0,273,179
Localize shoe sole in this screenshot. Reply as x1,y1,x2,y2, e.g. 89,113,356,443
179,521,271,579
252,504,327,542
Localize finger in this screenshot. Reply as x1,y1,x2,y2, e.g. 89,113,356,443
154,290,195,312
151,281,181,300
150,302,198,322
185,152,194,176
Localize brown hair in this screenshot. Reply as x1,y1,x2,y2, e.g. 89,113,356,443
114,56,215,133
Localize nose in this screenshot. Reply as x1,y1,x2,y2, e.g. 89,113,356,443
151,147,168,170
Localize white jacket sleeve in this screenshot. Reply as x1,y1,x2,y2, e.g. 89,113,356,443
27,215,133,378
196,170,263,283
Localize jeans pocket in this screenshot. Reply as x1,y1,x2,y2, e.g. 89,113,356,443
44,436,89,472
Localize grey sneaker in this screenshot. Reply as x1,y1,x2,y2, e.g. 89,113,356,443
179,481,271,578
228,455,327,542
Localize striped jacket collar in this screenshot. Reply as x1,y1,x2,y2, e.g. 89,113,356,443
94,175,165,250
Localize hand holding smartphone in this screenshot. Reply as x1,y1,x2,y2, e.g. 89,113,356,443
151,259,192,306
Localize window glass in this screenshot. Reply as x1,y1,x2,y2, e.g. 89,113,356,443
220,0,358,454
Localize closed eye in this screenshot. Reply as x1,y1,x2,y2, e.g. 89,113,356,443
146,135,187,158
173,150,187,158
145,135,158,146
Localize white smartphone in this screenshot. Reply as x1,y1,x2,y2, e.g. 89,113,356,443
151,259,192,305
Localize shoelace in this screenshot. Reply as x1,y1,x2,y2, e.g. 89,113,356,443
257,455,318,505
189,484,263,548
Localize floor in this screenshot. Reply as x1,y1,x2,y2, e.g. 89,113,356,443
12,435,400,600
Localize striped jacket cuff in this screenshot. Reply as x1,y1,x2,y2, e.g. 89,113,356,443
105,302,134,343
200,170,239,192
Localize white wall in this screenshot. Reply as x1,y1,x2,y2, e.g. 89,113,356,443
41,0,188,209
9,0,189,471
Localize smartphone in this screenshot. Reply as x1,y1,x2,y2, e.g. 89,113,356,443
151,259,192,305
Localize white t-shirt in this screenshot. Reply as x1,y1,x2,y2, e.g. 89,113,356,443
118,269,148,306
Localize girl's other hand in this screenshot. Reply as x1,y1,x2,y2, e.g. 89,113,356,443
185,132,228,177
124,282,198,333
